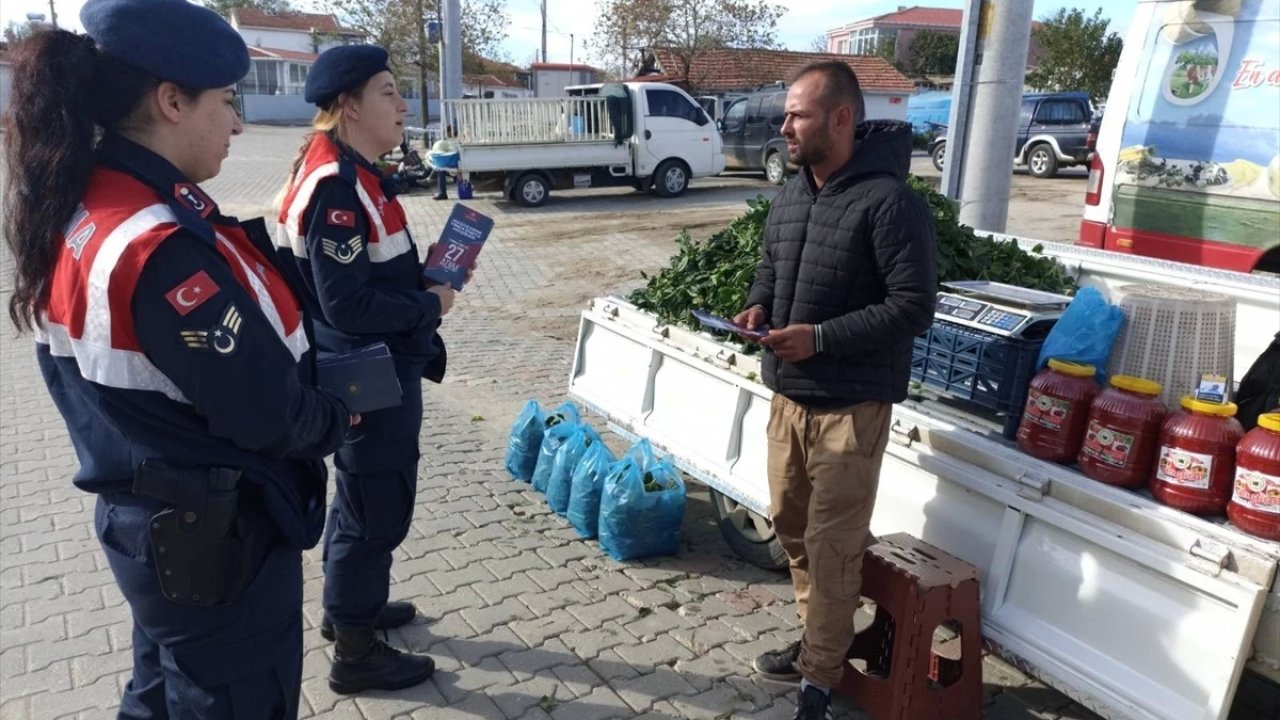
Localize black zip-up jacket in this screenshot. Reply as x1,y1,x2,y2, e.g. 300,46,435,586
745,120,937,407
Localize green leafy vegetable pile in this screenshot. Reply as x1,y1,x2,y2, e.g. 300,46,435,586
629,177,1076,335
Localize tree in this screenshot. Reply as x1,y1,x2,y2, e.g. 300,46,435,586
906,30,959,76
809,35,829,54
1026,8,1123,103
203,0,294,17
3,19,42,43
322,0,509,72
591,0,787,82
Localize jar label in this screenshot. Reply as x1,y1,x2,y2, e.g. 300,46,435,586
1233,468,1280,515
1081,420,1135,468
1024,389,1072,432
1155,446,1213,489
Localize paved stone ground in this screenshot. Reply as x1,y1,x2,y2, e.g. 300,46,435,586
2,125,1271,720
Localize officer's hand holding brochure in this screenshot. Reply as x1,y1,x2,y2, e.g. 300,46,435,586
693,309,770,340
317,342,402,413
423,203,493,291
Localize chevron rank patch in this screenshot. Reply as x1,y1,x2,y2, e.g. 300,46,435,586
181,304,243,356
321,236,365,264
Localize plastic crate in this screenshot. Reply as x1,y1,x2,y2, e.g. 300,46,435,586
911,321,1045,439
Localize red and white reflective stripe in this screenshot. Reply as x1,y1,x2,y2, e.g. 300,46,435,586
352,181,413,263
36,319,190,402
37,202,191,402
277,160,341,258
215,233,309,361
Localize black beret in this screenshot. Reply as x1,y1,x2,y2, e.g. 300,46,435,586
80,0,249,89
305,45,391,107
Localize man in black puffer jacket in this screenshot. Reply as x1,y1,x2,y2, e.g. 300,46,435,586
732,61,936,719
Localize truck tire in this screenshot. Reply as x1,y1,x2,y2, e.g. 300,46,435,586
513,172,549,207
710,489,787,571
765,151,787,185
931,141,947,171
654,160,689,198
1027,144,1059,178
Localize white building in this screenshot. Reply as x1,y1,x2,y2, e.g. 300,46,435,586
229,9,362,123
531,62,605,98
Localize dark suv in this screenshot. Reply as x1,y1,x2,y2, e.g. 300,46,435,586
928,92,1097,178
718,85,791,184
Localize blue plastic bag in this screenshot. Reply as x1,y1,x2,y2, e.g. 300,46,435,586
531,402,581,492
504,400,545,482
567,441,616,537
547,425,601,516
598,448,686,562
1037,287,1125,382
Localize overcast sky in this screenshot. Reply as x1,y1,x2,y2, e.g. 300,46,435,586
3,0,1136,67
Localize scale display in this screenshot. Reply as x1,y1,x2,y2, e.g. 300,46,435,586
934,281,1072,338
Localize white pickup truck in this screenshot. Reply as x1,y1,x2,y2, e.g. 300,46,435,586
568,239,1280,720
441,82,726,207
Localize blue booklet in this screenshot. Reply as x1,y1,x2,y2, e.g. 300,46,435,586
316,342,402,413
692,309,769,340
422,204,494,290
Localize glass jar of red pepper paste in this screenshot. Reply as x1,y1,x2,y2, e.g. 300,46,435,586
1017,359,1099,463
1078,376,1166,488
1228,413,1280,541
1150,397,1244,516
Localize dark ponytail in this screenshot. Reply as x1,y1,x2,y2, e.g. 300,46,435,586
2,29,189,332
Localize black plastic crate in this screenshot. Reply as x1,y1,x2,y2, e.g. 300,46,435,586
911,320,1045,439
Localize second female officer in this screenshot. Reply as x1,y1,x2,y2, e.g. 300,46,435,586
2,0,355,716
276,45,456,694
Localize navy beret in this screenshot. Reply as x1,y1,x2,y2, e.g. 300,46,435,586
81,0,249,89
305,45,391,107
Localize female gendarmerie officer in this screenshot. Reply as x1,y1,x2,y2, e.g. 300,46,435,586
1,0,354,716
276,45,462,695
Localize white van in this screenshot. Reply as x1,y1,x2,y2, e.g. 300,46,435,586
1080,0,1280,273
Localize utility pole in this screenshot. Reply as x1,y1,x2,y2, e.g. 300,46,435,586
441,0,463,115
48,0,58,29
417,0,428,128
541,0,548,63
569,34,574,74
943,0,1034,234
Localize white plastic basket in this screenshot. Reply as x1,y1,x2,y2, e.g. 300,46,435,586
1108,284,1236,411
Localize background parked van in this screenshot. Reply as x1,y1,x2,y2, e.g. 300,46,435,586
1079,0,1280,273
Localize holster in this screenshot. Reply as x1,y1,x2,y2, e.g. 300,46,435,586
132,459,269,607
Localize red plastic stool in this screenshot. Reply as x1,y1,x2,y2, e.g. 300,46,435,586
835,533,983,720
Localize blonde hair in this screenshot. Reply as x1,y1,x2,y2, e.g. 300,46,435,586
273,101,351,212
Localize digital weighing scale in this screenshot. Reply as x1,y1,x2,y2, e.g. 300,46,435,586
934,281,1073,338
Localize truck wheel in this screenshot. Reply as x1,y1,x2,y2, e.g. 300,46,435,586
765,151,787,185
654,160,689,198
710,490,787,571
514,173,549,207
931,141,947,171
1028,144,1059,178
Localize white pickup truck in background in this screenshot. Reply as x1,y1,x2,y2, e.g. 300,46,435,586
440,82,726,207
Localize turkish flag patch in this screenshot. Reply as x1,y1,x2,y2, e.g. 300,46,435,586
165,270,220,316
327,209,356,227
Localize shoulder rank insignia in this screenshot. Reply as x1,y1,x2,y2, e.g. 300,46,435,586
321,236,365,264
181,304,242,356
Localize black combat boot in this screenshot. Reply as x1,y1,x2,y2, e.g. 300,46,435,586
328,625,435,695
320,601,417,641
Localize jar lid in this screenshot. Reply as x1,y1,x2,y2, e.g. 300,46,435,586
1179,395,1238,417
1110,375,1162,396
1259,413,1280,432
1047,359,1096,378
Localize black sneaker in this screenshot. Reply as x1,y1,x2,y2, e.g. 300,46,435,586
794,684,833,720
752,639,802,681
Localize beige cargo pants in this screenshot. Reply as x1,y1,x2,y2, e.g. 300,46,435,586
767,393,892,689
